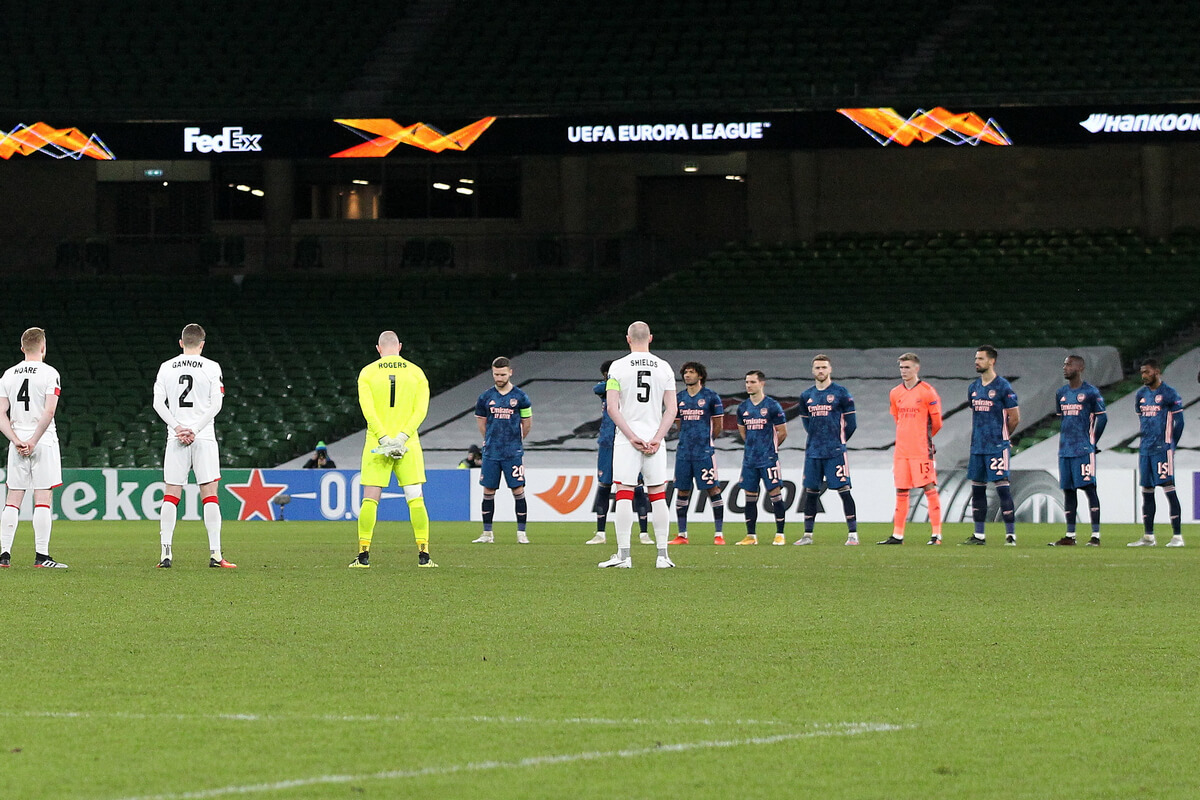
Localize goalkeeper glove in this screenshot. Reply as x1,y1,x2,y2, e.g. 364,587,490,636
372,433,409,459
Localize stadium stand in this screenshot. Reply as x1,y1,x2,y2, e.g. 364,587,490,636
391,0,949,114
904,0,1200,103
542,228,1200,358
0,1,402,116
0,272,603,469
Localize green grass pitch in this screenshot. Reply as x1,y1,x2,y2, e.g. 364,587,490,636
1,520,1196,799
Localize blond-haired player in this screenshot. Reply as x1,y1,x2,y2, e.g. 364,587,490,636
0,328,66,568
152,323,235,568
351,331,434,568
879,352,944,545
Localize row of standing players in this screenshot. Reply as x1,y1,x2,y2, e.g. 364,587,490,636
469,328,1188,563
0,324,1185,570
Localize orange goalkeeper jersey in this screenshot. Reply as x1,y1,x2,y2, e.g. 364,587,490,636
890,380,942,460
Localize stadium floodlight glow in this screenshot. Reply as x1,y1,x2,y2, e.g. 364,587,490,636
236,184,251,192
352,179,369,185
432,182,451,190
682,162,699,172
725,174,744,181
251,189,264,197
459,178,475,184
456,187,474,195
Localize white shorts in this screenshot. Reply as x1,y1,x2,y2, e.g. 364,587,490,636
6,439,63,491
164,438,221,486
612,438,668,487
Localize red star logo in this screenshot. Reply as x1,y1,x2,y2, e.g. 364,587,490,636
225,469,288,521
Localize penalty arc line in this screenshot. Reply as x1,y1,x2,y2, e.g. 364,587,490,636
112,722,909,800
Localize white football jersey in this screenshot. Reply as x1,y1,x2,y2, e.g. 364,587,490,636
0,361,61,441
153,354,224,441
606,350,676,441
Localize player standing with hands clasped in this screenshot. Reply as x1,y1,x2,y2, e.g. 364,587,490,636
599,321,678,569
797,355,858,546
962,346,1020,546
670,361,726,545
353,331,435,568
152,324,234,569
0,328,66,568
1049,355,1106,547
473,357,533,544
734,371,789,545
879,352,943,545
1128,359,1185,548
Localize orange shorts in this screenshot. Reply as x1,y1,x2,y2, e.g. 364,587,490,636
894,458,937,490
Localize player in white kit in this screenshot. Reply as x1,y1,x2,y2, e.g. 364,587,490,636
599,321,678,569
0,328,66,568
152,324,235,569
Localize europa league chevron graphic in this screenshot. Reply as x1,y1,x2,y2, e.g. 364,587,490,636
331,117,497,157
837,107,1011,146
0,122,115,160
536,474,594,515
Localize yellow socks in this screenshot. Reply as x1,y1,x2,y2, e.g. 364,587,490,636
358,497,378,551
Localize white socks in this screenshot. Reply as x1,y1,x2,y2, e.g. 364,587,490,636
0,504,16,554
33,505,51,555
204,499,222,561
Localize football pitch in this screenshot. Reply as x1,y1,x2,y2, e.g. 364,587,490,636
2,520,1196,799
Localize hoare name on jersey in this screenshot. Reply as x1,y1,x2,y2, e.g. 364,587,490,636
377,360,407,369
12,365,38,374
628,357,659,368
172,358,205,369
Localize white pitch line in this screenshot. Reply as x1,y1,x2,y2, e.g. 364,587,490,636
6,710,799,727
111,722,908,800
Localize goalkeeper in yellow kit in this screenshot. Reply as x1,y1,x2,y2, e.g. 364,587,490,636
350,330,435,568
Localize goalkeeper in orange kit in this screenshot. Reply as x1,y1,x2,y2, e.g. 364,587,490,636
878,353,944,545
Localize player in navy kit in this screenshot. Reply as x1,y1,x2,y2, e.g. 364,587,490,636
734,370,789,545
1128,358,1185,547
585,360,653,545
797,355,858,546
473,357,532,544
670,362,725,545
1049,355,1107,547
962,346,1020,545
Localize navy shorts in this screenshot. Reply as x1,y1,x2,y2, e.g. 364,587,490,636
1138,450,1174,488
967,450,1010,483
1058,454,1096,490
740,462,783,493
480,456,526,489
596,444,613,485
803,453,850,490
675,456,719,492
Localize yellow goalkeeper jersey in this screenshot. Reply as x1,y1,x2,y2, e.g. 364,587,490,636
357,354,429,442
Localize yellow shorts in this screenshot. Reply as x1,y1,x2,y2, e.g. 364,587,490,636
360,436,427,487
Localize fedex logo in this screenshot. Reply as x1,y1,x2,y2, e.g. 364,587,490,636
183,126,262,154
